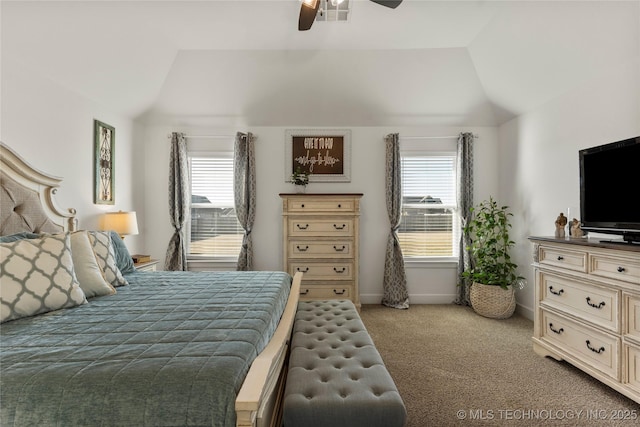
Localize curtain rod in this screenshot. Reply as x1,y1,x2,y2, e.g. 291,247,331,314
167,133,479,140
166,133,235,139
401,134,479,140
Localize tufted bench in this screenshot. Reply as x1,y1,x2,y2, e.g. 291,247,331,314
283,300,407,427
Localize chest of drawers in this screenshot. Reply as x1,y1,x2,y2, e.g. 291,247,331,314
280,193,363,307
530,237,640,403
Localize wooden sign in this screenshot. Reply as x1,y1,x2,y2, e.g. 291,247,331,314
286,129,351,182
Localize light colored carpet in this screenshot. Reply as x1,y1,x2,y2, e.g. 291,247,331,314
359,304,640,426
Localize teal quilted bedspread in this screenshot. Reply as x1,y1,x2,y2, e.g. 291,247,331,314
0,270,292,427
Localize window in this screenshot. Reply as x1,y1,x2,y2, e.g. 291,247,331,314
188,154,243,258
398,151,459,258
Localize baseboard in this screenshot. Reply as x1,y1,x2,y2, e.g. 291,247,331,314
515,302,534,321
360,293,458,305
360,294,536,320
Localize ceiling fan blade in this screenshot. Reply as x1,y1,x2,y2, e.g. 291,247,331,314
299,0,322,31
369,0,403,8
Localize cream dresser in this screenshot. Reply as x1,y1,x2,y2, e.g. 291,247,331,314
530,236,640,403
280,193,363,308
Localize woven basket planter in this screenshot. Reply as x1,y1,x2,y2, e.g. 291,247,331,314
470,282,516,319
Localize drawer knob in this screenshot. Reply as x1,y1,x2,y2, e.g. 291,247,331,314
617,266,626,273
585,340,605,354
296,267,309,273
585,297,605,309
301,204,305,208
296,245,309,252
338,204,342,208
333,245,346,252
300,289,309,295
333,267,346,273
333,289,346,295
296,224,309,230
333,224,346,230
549,323,564,334
557,256,564,261
548,286,564,296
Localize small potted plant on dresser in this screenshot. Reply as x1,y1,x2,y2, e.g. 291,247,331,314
290,167,310,193
462,197,525,319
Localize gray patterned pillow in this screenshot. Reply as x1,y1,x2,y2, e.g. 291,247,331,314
0,232,87,323
88,231,128,287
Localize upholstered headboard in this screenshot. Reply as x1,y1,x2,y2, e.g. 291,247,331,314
0,142,77,235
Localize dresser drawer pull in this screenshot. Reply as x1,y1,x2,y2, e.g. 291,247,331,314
296,245,309,252
301,204,305,208
333,289,346,295
617,266,626,272
333,267,346,273
557,256,564,261
585,297,605,309
296,267,309,273
338,204,342,208
548,286,564,296
333,245,346,252
300,289,309,295
549,323,564,334
333,224,346,230
585,340,605,354
296,224,309,230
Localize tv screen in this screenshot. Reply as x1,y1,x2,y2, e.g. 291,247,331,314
579,136,640,243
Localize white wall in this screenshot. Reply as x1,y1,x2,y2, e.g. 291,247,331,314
142,123,499,304
6,44,638,314
0,50,498,306
499,59,640,319
1,57,144,254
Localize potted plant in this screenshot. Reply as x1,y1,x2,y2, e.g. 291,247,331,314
462,197,525,319
290,167,310,193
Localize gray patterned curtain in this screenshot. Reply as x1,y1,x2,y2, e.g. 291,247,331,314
382,133,410,309
164,132,189,271
455,132,474,305
233,132,256,271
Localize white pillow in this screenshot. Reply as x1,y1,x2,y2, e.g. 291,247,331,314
88,231,128,287
0,232,87,323
70,231,116,298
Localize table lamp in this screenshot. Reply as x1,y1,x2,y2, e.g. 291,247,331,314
100,211,139,239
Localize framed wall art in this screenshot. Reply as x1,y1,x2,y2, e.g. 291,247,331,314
285,129,351,182
94,120,115,205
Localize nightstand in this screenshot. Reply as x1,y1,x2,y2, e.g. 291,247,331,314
134,259,159,272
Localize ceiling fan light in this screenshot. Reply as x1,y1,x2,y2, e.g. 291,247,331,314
301,0,319,8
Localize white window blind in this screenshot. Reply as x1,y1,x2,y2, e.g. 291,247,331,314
189,155,243,258
399,153,459,258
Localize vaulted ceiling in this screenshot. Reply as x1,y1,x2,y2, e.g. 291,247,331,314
3,1,638,126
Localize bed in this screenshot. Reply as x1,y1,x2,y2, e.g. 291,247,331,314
0,142,302,427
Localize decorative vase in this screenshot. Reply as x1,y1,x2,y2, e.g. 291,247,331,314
469,282,516,319
294,184,306,194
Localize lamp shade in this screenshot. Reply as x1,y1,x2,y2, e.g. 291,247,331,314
100,211,139,237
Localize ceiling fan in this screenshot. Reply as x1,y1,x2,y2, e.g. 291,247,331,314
298,0,403,31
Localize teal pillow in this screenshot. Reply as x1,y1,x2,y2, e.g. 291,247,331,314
0,232,41,243
108,231,135,274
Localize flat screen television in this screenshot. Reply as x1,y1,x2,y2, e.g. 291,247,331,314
579,136,640,244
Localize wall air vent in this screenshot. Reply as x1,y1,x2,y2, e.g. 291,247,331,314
315,0,351,23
